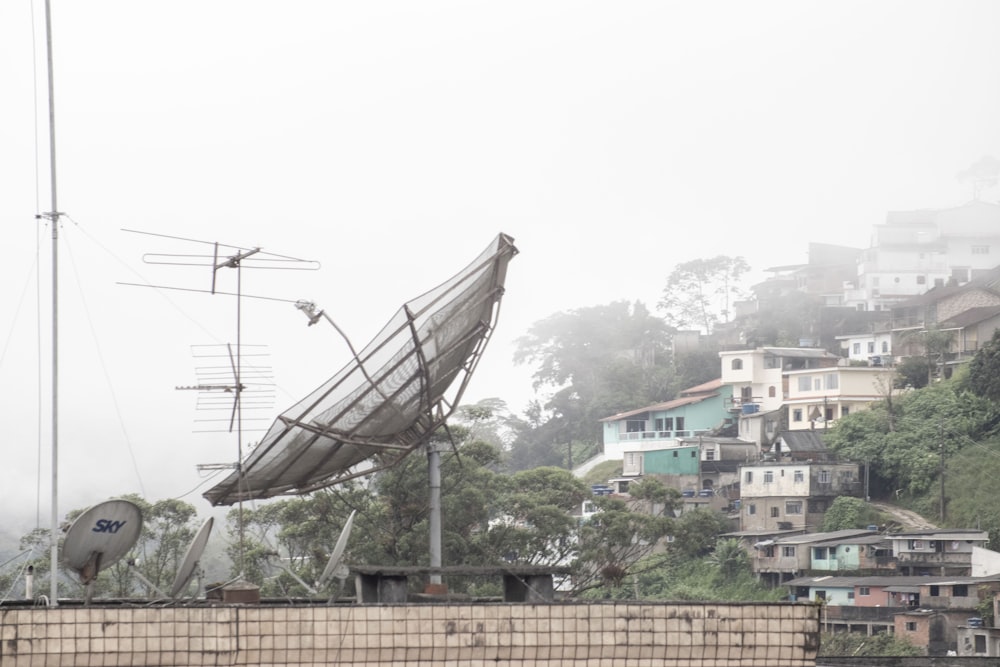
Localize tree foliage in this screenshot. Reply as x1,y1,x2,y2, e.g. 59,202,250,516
821,497,884,532
826,378,1000,505
510,301,676,470
658,255,749,334
818,631,921,657
0,496,200,600
967,328,1000,401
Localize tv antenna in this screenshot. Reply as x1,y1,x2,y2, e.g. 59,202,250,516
61,499,143,604
122,230,319,578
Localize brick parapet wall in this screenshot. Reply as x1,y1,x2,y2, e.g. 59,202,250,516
0,601,819,666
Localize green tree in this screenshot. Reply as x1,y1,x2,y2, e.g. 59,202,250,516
511,301,676,470
967,328,1000,401
668,509,732,560
574,494,673,593
818,631,921,657
707,538,750,583
658,255,750,334
821,497,883,532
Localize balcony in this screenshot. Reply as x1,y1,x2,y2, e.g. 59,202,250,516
619,429,710,441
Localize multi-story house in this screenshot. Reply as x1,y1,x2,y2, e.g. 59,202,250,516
786,574,1000,653
599,379,732,461
845,200,1000,312
750,529,875,586
836,329,894,365
782,366,896,431
719,347,840,447
739,461,861,532
809,532,894,574
888,529,994,576
628,437,757,511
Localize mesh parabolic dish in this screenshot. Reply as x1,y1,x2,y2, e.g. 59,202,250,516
203,233,517,506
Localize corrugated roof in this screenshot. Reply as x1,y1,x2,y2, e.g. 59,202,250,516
680,378,724,396
784,574,1000,588
599,390,720,422
940,305,1000,329
776,431,828,453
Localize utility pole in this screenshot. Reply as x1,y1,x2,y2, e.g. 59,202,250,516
939,421,945,523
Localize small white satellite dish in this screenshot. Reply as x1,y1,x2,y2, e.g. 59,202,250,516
170,517,214,599
62,499,143,586
316,510,356,591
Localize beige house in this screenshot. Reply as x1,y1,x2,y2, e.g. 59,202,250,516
782,366,896,431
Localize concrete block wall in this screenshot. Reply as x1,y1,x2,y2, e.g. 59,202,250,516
0,601,819,666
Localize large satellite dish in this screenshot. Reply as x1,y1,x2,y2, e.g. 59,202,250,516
203,233,517,505
62,499,143,589
170,517,214,599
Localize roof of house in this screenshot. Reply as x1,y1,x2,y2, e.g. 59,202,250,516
680,378,724,396
599,380,724,422
772,529,878,545
939,305,1000,329
887,529,988,539
776,431,828,453
784,574,1000,588
893,264,1000,309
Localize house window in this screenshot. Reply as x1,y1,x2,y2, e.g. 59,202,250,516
824,374,839,390
785,501,803,514
953,584,968,596
731,358,743,370
867,342,876,354
813,547,827,560
782,546,795,557
673,451,679,458
882,341,889,353
818,470,831,483
762,545,774,557
814,378,822,390
973,245,990,255
905,622,917,632
859,587,870,596
705,449,715,461
794,470,804,482
852,342,861,354
975,635,986,653
626,420,645,433
768,386,776,398
764,471,774,484
798,376,811,392
770,507,780,518
908,540,923,550
676,417,685,431
847,591,855,600
745,471,753,483
747,503,756,515
841,406,850,417
929,585,940,596
916,275,926,284
691,450,697,457
793,409,803,422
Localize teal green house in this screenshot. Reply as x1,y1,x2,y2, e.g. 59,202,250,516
599,379,734,460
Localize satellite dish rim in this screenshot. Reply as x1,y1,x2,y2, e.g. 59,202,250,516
170,516,214,599
62,499,144,583
316,510,356,591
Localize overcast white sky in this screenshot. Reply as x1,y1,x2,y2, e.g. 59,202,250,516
1,1,999,532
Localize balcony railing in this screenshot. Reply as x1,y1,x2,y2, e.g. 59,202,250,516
619,429,710,441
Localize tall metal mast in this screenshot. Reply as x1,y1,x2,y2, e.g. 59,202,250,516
42,0,61,607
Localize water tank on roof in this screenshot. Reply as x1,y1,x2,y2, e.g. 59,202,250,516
741,403,760,415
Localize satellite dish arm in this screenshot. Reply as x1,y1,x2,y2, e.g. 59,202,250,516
128,560,169,599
